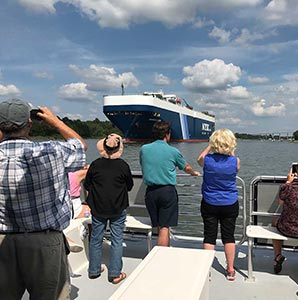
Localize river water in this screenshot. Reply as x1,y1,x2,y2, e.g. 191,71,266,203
85,139,298,184
85,139,298,237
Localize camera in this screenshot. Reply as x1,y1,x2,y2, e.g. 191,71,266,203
30,109,43,121
292,162,298,174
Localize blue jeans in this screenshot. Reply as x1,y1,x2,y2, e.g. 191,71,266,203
88,210,126,278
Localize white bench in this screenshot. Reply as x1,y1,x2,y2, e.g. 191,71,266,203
246,225,298,281
108,246,215,300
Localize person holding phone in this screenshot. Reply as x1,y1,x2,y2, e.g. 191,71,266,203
271,165,298,274
0,98,87,299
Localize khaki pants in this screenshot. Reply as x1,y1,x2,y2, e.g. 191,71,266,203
0,231,70,300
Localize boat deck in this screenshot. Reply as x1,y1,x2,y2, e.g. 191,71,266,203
21,173,298,300
20,233,298,300
71,236,298,300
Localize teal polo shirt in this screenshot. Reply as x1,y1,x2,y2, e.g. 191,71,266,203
140,140,186,186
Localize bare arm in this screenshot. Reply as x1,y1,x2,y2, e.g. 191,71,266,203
0,130,3,141
237,157,241,171
184,163,199,176
36,106,87,151
197,145,211,168
75,168,88,185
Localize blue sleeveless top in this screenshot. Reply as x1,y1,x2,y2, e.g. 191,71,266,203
202,153,238,206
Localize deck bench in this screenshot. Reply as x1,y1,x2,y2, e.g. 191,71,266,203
246,225,298,281
108,246,215,300
125,215,152,252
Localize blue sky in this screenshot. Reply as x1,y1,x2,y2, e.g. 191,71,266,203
1,0,298,134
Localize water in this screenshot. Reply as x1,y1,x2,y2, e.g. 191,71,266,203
86,139,298,183
85,139,298,237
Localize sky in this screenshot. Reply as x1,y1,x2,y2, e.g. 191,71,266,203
1,0,298,135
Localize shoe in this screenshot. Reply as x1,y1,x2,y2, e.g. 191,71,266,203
88,264,105,279
88,273,101,279
68,239,83,253
274,254,285,274
69,244,83,253
108,272,127,284
225,269,236,281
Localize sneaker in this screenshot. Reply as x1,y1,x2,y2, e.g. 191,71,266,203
225,269,236,281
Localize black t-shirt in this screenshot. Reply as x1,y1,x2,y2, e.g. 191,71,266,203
84,157,133,218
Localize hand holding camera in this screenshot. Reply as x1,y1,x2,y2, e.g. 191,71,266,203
30,109,43,121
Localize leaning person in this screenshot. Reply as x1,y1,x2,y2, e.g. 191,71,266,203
84,133,133,284
68,165,90,219
0,99,87,299
140,121,199,247
197,128,240,281
271,170,298,274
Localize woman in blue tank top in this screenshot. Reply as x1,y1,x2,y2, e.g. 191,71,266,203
197,128,240,281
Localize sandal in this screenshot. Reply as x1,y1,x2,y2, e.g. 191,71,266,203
274,254,285,274
108,272,127,284
225,269,236,281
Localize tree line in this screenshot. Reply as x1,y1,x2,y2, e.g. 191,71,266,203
30,118,298,141
30,118,122,139
235,131,298,140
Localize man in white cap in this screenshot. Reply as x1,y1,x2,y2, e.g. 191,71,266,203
0,98,87,300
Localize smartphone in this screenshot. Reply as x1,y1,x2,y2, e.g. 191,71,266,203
30,109,43,121
292,162,298,174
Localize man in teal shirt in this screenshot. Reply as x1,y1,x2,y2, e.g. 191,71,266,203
140,121,199,246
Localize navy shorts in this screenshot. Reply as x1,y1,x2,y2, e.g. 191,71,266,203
200,199,239,245
145,185,178,228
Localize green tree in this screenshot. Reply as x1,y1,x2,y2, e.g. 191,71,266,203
293,130,298,140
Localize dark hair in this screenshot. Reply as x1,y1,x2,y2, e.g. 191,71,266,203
152,121,171,140
0,121,28,135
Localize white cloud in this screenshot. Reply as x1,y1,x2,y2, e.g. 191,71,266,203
217,117,242,125
209,27,231,44
69,64,139,92
19,0,57,13
182,59,241,92
250,99,286,117
264,0,298,25
153,73,170,86
192,17,214,28
0,84,21,97
18,0,262,28
63,113,84,120
248,76,270,84
226,86,251,99
282,73,298,82
58,82,97,102
34,71,53,80
234,28,265,45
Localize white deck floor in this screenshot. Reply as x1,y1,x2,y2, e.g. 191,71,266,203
21,233,298,300
67,235,298,300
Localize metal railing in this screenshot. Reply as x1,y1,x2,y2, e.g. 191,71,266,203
129,172,247,245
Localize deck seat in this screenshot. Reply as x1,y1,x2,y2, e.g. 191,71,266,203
246,225,298,281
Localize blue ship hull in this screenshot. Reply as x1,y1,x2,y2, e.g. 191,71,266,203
104,102,215,142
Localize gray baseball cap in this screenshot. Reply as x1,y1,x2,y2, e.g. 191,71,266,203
0,98,31,127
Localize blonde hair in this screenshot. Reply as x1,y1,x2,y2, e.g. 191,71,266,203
209,128,237,155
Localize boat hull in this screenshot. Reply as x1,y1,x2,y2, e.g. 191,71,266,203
103,95,215,142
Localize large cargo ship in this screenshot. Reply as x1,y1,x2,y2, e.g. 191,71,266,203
103,92,215,142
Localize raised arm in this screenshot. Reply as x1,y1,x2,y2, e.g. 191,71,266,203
197,145,211,168
36,106,87,151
